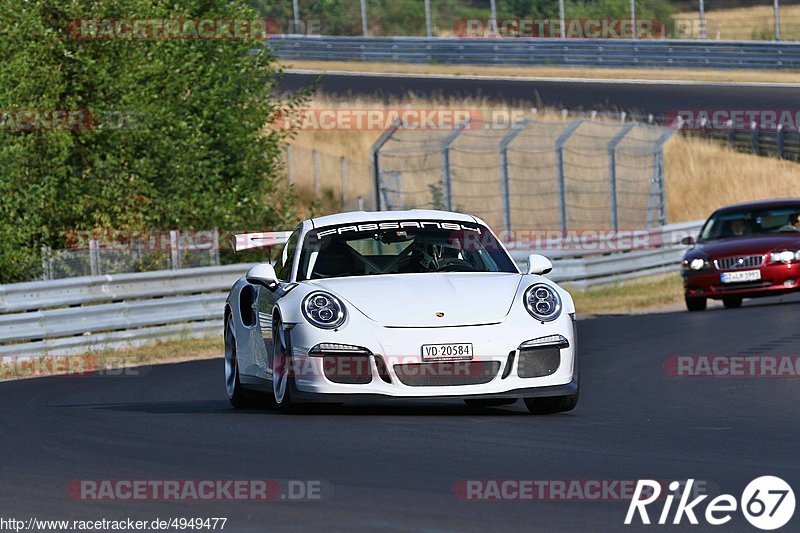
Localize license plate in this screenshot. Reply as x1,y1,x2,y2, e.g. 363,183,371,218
720,269,761,283
421,343,473,361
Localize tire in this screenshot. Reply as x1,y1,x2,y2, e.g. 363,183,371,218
723,296,743,309
272,317,298,414
685,296,707,311
225,319,252,409
464,398,517,409
523,393,578,415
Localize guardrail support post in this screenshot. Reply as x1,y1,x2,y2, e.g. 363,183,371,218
212,228,220,266
499,119,529,235
555,119,585,236
370,120,401,211
607,122,636,232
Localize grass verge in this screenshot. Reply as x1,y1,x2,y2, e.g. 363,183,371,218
0,336,222,381
282,60,800,85
568,273,684,315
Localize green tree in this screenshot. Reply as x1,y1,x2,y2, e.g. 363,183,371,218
0,0,302,282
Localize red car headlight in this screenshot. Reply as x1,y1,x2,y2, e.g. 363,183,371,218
769,250,800,264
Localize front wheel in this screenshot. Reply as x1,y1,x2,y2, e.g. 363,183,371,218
523,393,578,415
272,318,298,413
225,320,251,409
685,296,707,311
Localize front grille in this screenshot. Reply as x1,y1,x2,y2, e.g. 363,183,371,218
517,346,561,378
714,255,764,270
393,361,500,387
322,355,372,385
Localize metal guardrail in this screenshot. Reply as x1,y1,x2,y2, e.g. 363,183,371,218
0,221,703,356
0,265,251,357
270,35,800,70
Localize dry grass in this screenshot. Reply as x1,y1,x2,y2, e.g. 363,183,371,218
285,95,800,224
282,60,800,85
677,5,800,41
568,273,684,315
664,135,800,222
0,337,222,381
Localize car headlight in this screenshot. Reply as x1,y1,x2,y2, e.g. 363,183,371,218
770,250,800,263
524,284,562,322
302,291,346,329
683,257,709,271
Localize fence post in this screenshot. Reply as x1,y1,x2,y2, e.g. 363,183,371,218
286,145,293,185
629,0,636,39
555,119,585,235
699,0,706,39
360,0,368,36
40,245,52,281
607,122,636,232
726,119,734,147
424,0,432,37
170,230,181,270
777,124,785,159
312,149,319,196
370,120,401,210
499,119,529,235
340,157,348,208
89,239,100,276
775,0,781,41
212,228,220,266
651,129,676,227
292,0,301,34
751,121,759,155
440,120,472,211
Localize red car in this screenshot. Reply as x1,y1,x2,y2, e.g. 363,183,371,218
681,199,800,311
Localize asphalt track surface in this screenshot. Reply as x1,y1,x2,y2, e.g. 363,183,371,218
2,294,800,531
280,71,800,116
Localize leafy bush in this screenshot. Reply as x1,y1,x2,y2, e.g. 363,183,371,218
0,0,302,283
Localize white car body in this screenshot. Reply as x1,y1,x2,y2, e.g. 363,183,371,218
224,210,578,414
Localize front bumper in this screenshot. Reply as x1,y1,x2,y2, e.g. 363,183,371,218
683,262,800,299
284,312,577,399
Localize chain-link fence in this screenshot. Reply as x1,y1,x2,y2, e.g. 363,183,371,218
40,230,221,281
282,145,376,211
373,118,675,234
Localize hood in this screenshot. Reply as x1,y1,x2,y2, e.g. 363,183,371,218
309,273,522,327
690,234,800,258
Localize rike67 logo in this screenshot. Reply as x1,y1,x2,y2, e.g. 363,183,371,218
625,477,795,530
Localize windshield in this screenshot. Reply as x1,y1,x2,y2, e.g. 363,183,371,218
296,220,517,281
699,206,800,241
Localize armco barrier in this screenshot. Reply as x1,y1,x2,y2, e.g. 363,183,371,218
0,220,703,357
270,35,800,70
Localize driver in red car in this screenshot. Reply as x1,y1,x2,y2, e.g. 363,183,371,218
778,213,800,233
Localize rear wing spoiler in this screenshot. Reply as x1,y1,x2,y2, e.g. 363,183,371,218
232,231,292,253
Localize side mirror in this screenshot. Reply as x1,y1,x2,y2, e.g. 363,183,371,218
246,263,278,290
527,254,553,275
681,236,696,246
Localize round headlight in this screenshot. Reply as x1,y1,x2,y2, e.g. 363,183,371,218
689,258,706,270
524,284,562,322
302,291,346,329
771,250,796,263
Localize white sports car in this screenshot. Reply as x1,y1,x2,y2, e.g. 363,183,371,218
224,210,578,414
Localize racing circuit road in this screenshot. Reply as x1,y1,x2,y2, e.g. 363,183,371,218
1,295,799,531
280,71,800,117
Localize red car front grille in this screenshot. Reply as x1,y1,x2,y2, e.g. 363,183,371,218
713,255,764,270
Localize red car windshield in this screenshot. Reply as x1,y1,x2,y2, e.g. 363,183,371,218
699,206,800,241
